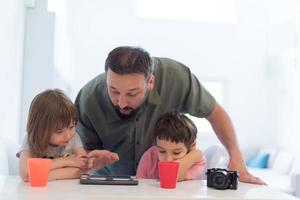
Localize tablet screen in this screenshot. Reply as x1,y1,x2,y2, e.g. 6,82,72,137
80,174,139,185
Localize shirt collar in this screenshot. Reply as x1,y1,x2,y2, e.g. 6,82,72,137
147,87,161,105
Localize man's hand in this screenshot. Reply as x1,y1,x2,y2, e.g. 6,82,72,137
228,156,265,185
87,150,119,169
206,103,265,185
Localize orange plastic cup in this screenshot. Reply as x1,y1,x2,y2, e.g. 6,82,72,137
27,158,52,187
158,161,179,189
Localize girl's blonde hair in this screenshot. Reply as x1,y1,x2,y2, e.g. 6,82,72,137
26,89,78,157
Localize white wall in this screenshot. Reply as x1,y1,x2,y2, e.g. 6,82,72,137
0,0,26,142
49,0,300,152
263,0,300,154
0,0,299,177
20,0,55,139
4,0,299,154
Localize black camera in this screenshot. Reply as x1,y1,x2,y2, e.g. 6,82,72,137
206,168,238,190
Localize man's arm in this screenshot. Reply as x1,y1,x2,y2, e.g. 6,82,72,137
206,102,264,184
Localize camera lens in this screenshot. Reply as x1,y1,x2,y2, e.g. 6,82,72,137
212,171,230,190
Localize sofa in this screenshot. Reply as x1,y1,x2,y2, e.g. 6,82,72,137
0,137,19,175
242,146,300,197
202,145,300,197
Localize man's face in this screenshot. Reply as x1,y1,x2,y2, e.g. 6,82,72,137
106,69,154,118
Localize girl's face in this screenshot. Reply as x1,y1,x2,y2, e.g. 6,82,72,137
49,121,76,146
156,138,188,162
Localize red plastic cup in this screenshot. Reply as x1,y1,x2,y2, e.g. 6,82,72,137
158,161,179,189
27,158,52,187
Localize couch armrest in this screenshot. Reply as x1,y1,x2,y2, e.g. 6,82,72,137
292,173,300,197
0,140,9,175
0,137,19,175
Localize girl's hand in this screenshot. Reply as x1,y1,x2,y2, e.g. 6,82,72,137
78,156,92,174
75,147,88,158
65,154,87,168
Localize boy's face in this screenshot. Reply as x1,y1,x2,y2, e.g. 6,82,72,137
49,121,76,146
156,138,188,162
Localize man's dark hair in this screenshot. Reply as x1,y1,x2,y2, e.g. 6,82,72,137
154,111,198,149
105,46,154,80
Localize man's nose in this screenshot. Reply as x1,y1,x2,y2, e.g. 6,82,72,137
118,95,128,109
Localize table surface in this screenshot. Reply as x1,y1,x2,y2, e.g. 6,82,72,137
0,176,298,200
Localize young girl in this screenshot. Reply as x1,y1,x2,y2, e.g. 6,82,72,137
17,89,118,181
136,111,206,181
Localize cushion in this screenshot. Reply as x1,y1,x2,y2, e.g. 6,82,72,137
271,151,294,174
248,168,294,194
204,145,229,169
258,147,277,168
247,153,269,168
0,140,9,175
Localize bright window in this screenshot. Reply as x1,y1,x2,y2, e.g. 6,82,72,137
186,80,225,133
136,0,238,23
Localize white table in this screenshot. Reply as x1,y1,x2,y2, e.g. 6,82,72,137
0,176,298,200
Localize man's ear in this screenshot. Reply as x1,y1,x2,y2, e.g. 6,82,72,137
148,75,155,91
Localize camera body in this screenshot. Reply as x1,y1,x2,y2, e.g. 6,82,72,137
206,168,238,190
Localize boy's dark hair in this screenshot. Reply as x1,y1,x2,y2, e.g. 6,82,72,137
104,46,154,80
154,111,198,149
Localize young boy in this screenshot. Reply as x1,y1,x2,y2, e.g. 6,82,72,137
136,111,206,181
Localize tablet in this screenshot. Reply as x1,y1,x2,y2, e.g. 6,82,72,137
79,174,139,185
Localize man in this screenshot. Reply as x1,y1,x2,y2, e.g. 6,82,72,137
75,46,263,184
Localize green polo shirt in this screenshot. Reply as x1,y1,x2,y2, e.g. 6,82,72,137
75,57,216,175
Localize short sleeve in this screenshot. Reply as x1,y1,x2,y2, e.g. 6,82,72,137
136,146,159,179
184,72,216,117
136,155,149,179
16,136,30,158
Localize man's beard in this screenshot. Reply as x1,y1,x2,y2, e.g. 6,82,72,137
113,105,138,119
112,89,150,119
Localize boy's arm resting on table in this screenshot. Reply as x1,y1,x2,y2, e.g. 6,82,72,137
185,157,206,180
176,148,204,181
